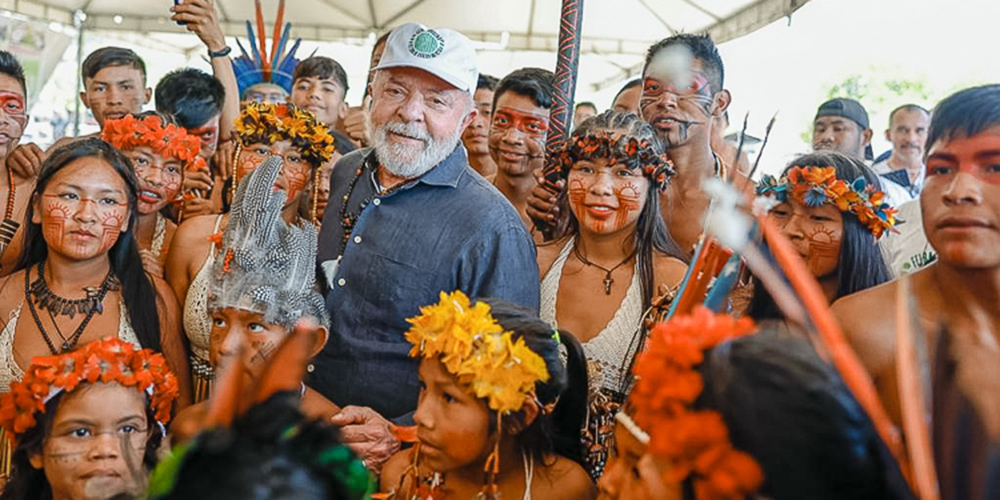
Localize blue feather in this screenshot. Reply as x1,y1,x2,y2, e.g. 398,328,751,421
245,20,262,68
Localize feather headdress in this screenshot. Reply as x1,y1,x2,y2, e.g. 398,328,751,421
208,155,328,330
231,0,302,98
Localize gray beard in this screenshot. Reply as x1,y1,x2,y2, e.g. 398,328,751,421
371,120,463,178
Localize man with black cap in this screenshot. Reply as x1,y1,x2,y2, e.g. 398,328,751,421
812,97,874,160
812,98,911,206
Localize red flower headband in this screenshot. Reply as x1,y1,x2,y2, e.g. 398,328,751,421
630,307,763,498
102,114,207,173
548,129,676,192
0,337,179,441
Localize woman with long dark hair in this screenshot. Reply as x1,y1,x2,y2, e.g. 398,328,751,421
537,110,687,477
0,138,190,396
748,151,895,320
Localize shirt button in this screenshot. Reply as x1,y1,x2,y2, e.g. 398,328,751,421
372,198,381,206
337,278,346,287
353,235,362,244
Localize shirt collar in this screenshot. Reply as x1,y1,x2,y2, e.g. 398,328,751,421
414,144,467,188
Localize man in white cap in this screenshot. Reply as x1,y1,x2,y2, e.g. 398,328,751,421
315,23,539,471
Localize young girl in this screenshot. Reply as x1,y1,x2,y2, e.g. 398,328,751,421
380,291,595,500
0,337,179,500
169,156,338,443
748,152,895,319
101,111,206,277
538,110,687,475
165,102,334,401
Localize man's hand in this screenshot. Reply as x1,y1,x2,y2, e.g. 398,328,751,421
6,143,44,182
329,406,401,473
343,97,372,147
182,197,217,219
526,171,563,227
183,168,214,193
140,249,165,278
172,0,226,53
214,140,235,180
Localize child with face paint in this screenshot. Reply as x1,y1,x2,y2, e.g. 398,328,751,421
165,102,333,403
168,156,339,442
749,152,896,320
536,110,687,477
0,51,32,278
379,291,595,500
0,337,179,500
102,111,206,278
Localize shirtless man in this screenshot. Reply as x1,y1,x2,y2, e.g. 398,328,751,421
0,51,31,276
529,34,737,255
832,85,1000,496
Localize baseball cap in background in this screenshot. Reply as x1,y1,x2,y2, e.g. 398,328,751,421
816,98,874,159
372,22,479,95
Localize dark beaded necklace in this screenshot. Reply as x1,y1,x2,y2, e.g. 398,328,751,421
337,157,407,251
25,261,119,354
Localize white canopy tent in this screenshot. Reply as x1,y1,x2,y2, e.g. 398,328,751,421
6,0,810,92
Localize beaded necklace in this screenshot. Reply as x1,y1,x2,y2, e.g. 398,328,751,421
336,155,408,251
0,166,19,266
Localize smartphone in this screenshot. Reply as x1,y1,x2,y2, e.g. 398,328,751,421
174,0,187,26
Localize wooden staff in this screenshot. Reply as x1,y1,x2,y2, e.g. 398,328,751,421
534,0,584,239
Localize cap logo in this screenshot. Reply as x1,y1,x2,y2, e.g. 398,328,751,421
408,28,445,59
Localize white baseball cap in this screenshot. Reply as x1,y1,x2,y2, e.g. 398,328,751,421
372,22,479,95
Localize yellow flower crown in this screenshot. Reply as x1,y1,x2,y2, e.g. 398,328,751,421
234,102,336,166
404,291,550,414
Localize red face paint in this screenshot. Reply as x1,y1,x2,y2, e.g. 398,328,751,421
768,201,843,278
567,160,649,235
125,149,183,215
490,108,550,138
925,133,1000,185
0,90,27,129
614,182,643,230
41,193,128,259
280,160,312,205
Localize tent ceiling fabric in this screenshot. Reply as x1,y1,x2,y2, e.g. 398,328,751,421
9,0,808,55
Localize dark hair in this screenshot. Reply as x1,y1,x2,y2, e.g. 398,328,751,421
16,138,163,351
0,389,163,500
698,329,915,500
149,393,370,500
493,68,555,111
363,31,393,100
748,152,892,320
0,50,27,95
643,33,724,93
575,101,597,113
155,68,225,129
613,78,641,103
925,84,1000,154
294,56,350,95
553,111,687,313
480,299,589,469
887,104,929,126
477,73,499,92
82,47,146,84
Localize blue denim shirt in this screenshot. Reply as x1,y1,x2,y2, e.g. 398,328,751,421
313,145,540,419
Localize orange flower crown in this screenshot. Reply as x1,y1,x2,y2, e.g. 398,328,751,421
404,291,550,415
756,166,899,238
234,102,336,167
0,337,179,442
630,306,763,499
102,114,207,173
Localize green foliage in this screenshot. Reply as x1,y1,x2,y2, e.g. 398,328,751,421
801,67,935,143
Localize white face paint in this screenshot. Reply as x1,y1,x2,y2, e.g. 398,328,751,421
646,44,696,92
